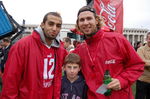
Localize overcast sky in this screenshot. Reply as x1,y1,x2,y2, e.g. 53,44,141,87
1,0,150,29
124,0,150,29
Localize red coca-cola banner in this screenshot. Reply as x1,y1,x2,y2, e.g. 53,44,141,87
93,0,123,33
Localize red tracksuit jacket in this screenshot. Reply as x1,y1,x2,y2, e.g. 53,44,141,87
0,31,67,99
73,30,144,99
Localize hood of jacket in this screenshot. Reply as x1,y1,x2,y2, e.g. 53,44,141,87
35,26,60,48
63,74,85,84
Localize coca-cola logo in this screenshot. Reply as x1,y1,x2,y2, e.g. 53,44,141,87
99,1,116,31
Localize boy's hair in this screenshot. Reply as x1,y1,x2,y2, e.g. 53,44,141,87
64,53,81,66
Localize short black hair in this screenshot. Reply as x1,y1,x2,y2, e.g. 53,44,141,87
42,12,62,23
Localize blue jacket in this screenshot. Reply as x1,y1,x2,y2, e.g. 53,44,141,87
61,74,87,99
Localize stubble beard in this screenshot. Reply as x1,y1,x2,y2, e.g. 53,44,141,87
84,28,97,38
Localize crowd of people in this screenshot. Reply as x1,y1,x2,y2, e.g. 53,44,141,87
0,37,11,91
135,31,150,99
0,5,149,99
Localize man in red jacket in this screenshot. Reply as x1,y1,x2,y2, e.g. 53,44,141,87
0,12,67,99
73,6,144,99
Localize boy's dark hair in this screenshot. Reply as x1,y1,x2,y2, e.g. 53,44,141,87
42,12,62,23
64,53,81,66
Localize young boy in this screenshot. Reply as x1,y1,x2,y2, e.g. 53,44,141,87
61,53,87,99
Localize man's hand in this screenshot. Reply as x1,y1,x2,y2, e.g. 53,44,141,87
107,78,121,91
0,70,3,78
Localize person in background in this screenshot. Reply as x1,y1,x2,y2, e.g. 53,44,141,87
0,12,67,99
73,40,81,48
136,31,150,99
0,37,11,73
73,6,144,99
61,53,87,99
134,41,142,51
63,37,74,52
0,42,3,56
0,37,11,93
0,42,3,92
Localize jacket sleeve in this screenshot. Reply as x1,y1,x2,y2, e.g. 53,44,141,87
53,48,68,99
137,47,150,66
82,83,88,99
0,43,25,99
116,36,144,89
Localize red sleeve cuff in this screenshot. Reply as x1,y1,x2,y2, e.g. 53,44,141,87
116,76,129,89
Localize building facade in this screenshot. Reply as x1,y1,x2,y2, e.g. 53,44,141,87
123,28,149,46
23,24,149,46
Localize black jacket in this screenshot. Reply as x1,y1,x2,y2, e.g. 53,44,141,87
0,44,11,73
61,74,88,99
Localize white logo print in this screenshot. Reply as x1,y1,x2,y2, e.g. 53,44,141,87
105,59,116,64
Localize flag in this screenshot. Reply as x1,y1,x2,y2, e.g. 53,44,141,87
93,0,123,33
